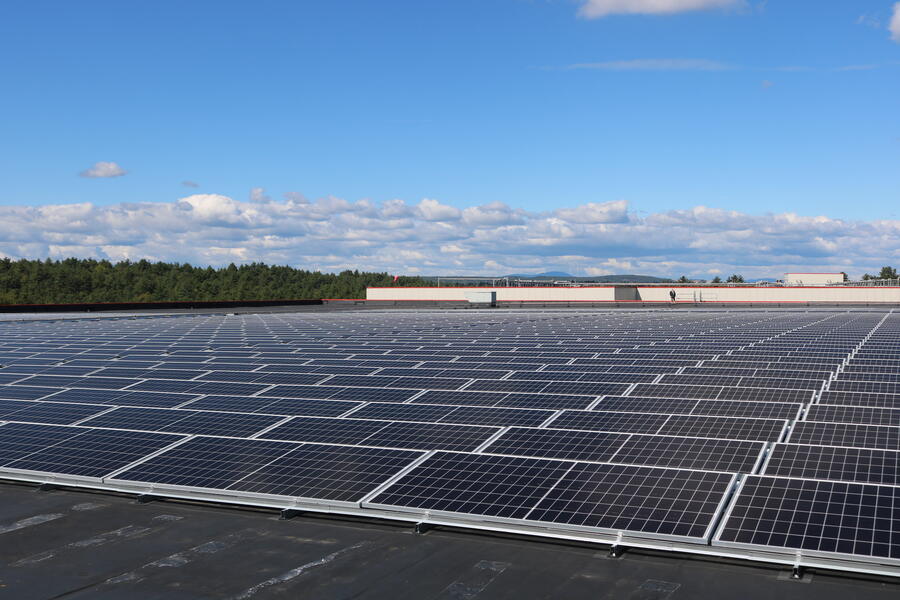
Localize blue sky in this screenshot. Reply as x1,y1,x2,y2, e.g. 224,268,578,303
1,1,898,278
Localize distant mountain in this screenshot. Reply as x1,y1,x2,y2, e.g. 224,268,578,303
587,274,674,283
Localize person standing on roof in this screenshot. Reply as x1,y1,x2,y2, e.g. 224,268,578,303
669,289,676,303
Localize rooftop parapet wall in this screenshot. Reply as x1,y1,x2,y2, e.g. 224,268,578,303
366,286,617,302
367,285,900,304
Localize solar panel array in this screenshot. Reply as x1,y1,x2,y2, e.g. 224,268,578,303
2,308,900,574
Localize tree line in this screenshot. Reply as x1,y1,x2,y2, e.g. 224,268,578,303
0,258,428,304
861,266,898,281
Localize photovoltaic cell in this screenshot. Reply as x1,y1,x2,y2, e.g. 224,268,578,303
228,443,425,502
111,436,296,489
611,435,765,472
0,424,185,478
548,411,670,434
366,451,572,519
527,463,734,541
483,427,630,462
716,475,900,561
260,417,393,445
763,443,900,486
788,421,900,451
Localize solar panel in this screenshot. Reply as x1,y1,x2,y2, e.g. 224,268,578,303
0,422,87,464
526,463,734,541
227,443,425,503
818,391,900,408
367,452,734,542
611,435,765,472
181,394,361,417
361,421,500,452
414,390,595,411
806,405,900,427
0,385,62,400
365,451,572,519
346,403,455,423
111,436,296,489
787,421,900,451
482,427,630,462
547,410,671,434
595,396,698,415
715,475,900,562
0,423,185,479
0,399,109,425
658,415,787,442
259,416,394,444
91,407,285,438
762,443,900,486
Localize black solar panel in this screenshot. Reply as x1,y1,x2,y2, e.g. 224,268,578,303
547,410,670,434
716,475,900,561
483,427,630,462
763,443,900,486
611,435,765,472
260,417,394,444
527,463,734,541
181,395,361,417
788,421,900,451
0,423,184,478
228,443,425,502
111,436,295,489
0,385,62,400
806,405,900,427
366,451,572,519
0,399,109,425
658,415,787,442
361,421,499,452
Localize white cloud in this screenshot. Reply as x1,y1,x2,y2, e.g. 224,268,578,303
566,59,730,71
79,161,127,178
856,13,881,29
554,200,629,224
416,198,462,221
249,187,272,203
0,194,895,280
578,0,740,19
890,2,900,42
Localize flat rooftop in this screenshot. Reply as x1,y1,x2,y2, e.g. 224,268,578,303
1,308,900,596
1,481,898,599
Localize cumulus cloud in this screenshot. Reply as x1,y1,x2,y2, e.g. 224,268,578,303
79,161,127,178
567,59,730,71
578,0,741,19
416,198,462,221
554,200,629,224
249,187,272,203
0,194,895,280
891,2,900,42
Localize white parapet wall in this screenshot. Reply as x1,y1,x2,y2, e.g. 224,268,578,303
366,286,617,302
784,272,845,285
367,285,900,304
636,286,900,303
